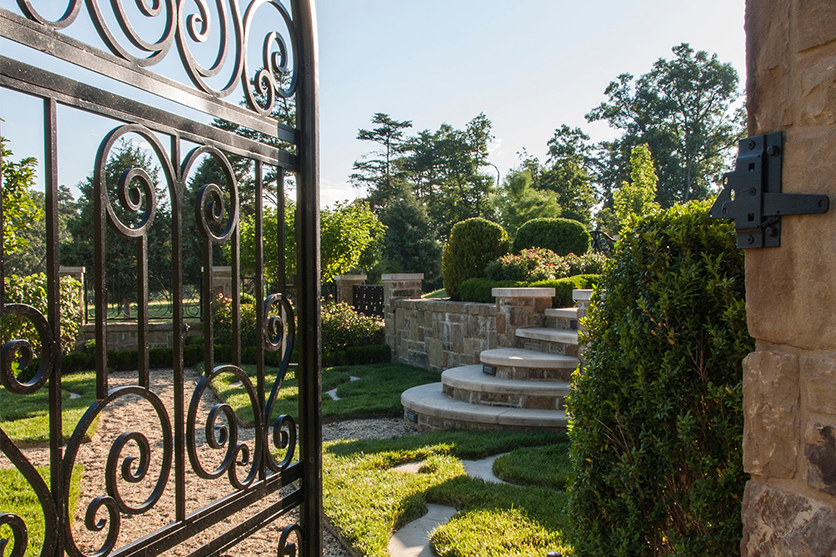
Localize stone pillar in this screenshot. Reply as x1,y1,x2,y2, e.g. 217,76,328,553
211,266,233,299
742,2,836,553
382,273,423,355
333,274,366,306
59,266,85,326
492,287,554,348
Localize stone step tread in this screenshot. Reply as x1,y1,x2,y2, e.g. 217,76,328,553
544,307,578,319
516,327,578,344
402,383,569,427
480,348,579,369
442,365,570,395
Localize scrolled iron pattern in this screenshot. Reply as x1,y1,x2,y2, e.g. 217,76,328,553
0,513,27,557
277,523,302,557
182,145,239,245
186,365,263,490
262,294,297,471
95,125,177,240
13,1,297,118
62,387,172,557
0,304,56,396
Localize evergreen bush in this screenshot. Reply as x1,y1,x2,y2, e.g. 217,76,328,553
441,218,509,299
567,201,753,555
513,217,590,256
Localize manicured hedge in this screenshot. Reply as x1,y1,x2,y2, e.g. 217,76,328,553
513,218,590,256
567,200,752,555
458,275,600,307
442,218,509,299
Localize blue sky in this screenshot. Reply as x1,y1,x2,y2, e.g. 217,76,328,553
0,1,746,208
317,0,747,206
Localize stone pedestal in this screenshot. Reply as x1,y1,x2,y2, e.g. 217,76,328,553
59,266,85,324
742,1,836,553
210,266,233,299
333,274,366,306
492,287,554,348
382,274,423,354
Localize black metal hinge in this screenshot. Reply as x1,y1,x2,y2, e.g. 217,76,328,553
709,132,830,248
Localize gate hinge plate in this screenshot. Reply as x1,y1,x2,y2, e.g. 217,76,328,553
709,132,830,248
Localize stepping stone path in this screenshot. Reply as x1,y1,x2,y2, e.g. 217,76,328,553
326,376,360,401
387,453,510,557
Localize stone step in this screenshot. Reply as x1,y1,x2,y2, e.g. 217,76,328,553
516,327,578,344
544,307,577,320
441,365,569,410
401,383,569,431
479,348,579,381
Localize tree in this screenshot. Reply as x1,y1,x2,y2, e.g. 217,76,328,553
0,136,43,257
492,168,561,238
613,144,660,227
537,125,597,226
587,43,744,207
320,201,386,282
378,195,442,284
350,113,413,213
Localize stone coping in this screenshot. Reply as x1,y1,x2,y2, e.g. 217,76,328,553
394,298,496,315
572,289,593,302
491,287,555,298
333,274,367,281
382,273,424,281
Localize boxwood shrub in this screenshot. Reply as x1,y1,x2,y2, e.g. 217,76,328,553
458,275,599,307
567,200,753,555
513,217,590,256
441,218,509,299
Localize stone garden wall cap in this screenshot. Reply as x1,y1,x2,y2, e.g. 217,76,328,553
491,287,556,298
572,289,593,302
381,273,424,281
334,274,367,281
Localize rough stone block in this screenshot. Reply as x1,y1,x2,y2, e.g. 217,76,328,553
800,353,836,414
742,481,836,556
796,0,836,52
805,420,836,496
743,351,800,478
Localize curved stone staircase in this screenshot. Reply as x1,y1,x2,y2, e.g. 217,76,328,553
401,303,581,431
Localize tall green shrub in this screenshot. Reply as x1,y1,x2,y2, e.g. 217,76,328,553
567,200,752,556
441,218,509,299
513,217,589,256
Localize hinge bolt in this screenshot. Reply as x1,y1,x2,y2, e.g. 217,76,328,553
747,235,755,245
748,140,757,150
767,145,780,156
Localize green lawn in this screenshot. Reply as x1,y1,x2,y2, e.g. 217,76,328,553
0,466,83,557
323,429,573,557
206,362,440,424
422,288,448,299
0,372,98,444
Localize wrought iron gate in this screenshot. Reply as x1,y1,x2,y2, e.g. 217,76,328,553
0,1,322,556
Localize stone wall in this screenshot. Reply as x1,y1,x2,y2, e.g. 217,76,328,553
743,1,836,553
390,298,497,372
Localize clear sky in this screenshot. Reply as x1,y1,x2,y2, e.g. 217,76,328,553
0,1,746,208
316,0,747,207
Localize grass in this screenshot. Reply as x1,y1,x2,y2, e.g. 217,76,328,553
323,429,573,557
207,362,440,423
0,371,98,444
422,288,447,299
0,465,83,557
493,441,573,490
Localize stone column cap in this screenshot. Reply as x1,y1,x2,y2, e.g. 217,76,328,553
381,273,424,281
59,266,85,274
334,274,367,281
572,289,593,302
492,287,555,298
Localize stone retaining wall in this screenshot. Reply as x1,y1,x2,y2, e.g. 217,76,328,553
391,298,497,372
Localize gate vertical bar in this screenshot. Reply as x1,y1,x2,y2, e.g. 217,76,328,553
292,0,323,555
171,135,186,522
44,97,65,557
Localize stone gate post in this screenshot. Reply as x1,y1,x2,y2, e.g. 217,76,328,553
333,274,366,306
382,273,423,356
742,2,836,553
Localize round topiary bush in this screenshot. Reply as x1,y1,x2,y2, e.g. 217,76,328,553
513,217,590,256
567,200,753,556
441,218,509,299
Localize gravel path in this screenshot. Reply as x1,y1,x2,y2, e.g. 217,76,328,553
2,368,417,557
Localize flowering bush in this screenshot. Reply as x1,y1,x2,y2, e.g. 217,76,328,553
484,248,569,282
321,300,383,355
564,252,608,276
211,293,258,347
